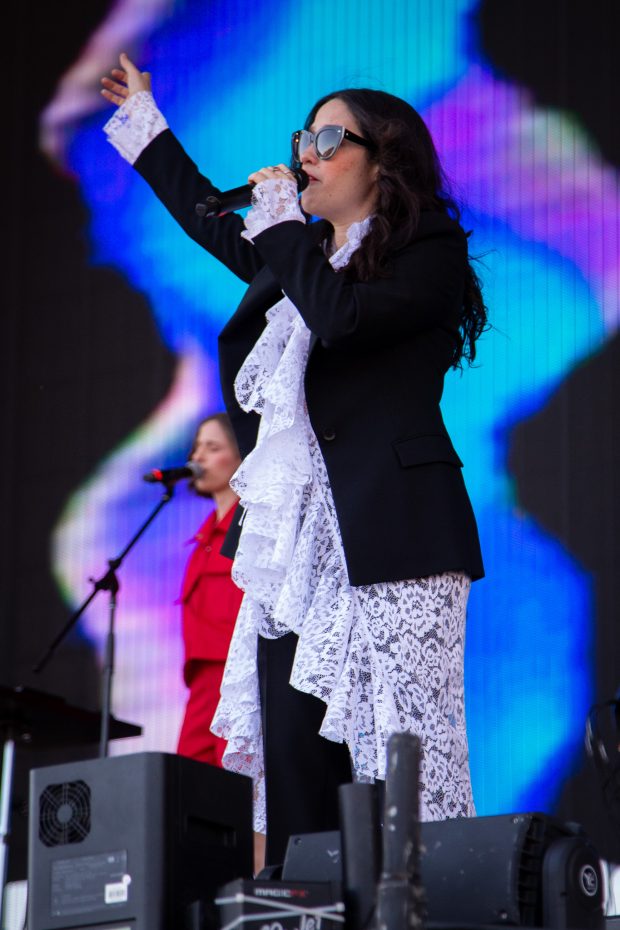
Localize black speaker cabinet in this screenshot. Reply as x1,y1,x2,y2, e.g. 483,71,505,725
27,751,253,930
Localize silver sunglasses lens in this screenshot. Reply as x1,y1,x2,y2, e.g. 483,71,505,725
316,127,343,158
296,130,313,158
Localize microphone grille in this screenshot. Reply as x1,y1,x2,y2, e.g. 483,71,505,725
185,461,204,478
294,167,309,192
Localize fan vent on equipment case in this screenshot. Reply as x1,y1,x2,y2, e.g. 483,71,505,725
38,779,91,847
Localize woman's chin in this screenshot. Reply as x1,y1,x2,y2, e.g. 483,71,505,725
301,190,320,216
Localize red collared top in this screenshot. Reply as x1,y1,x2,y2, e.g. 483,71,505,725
179,502,243,671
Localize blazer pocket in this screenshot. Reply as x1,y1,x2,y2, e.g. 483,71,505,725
392,434,464,468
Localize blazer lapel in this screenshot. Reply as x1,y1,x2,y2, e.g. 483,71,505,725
308,219,331,354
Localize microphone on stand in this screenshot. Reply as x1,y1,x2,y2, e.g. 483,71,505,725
195,167,309,217
375,732,425,930
142,462,204,484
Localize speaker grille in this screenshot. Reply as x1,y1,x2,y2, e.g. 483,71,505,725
38,779,91,847
517,814,547,924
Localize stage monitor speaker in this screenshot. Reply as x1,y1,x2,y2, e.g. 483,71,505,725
27,751,253,930
282,813,605,929
420,813,603,929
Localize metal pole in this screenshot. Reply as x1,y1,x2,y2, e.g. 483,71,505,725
0,737,16,928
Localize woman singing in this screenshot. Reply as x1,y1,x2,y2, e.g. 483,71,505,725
176,414,241,768
102,53,488,866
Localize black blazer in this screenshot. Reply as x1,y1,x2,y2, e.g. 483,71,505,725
135,130,484,585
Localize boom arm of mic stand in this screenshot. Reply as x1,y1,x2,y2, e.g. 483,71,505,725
32,483,176,756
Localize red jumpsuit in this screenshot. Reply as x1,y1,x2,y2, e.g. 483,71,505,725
176,503,243,766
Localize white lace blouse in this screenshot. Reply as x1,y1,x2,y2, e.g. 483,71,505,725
105,94,475,831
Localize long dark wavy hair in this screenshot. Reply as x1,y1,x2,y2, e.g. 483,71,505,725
301,89,488,367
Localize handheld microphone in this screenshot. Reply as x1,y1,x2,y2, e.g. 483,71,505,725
195,167,309,218
143,462,204,484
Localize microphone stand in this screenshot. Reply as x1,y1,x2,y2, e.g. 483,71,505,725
33,482,176,758
375,732,425,930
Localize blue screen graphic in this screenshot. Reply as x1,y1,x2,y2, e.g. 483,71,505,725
45,0,619,815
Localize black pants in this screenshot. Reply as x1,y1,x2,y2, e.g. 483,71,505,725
257,632,353,866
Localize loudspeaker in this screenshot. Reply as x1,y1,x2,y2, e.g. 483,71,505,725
281,813,605,929
282,831,342,882
27,752,253,930
420,813,603,929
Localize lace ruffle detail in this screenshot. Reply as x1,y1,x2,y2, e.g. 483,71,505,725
212,215,475,831
241,177,305,241
103,90,168,165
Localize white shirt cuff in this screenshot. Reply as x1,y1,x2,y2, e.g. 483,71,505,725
103,90,168,165
242,177,306,241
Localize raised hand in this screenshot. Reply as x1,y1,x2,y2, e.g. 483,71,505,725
101,52,152,107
